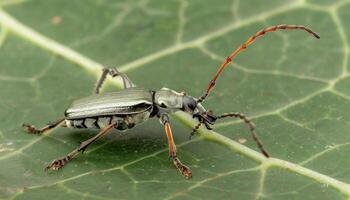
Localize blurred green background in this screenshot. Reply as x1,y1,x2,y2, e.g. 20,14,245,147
1,0,350,199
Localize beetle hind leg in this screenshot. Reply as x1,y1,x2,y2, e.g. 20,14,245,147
22,117,65,134
45,122,117,171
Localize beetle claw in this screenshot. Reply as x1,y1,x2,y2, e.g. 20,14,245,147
45,158,67,171
172,157,192,179
22,123,40,134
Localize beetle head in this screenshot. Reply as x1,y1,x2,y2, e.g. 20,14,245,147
183,95,217,128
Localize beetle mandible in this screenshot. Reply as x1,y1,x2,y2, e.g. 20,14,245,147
23,24,320,178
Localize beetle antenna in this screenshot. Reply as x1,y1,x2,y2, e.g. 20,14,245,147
197,24,320,103
216,112,270,157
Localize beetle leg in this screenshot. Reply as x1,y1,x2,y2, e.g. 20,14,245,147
216,112,270,158
45,122,117,171
95,67,134,94
160,115,192,178
22,117,65,134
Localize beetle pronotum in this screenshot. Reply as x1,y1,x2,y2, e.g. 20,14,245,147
23,24,320,178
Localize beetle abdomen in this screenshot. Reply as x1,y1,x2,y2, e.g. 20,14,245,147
64,109,151,131
65,116,114,129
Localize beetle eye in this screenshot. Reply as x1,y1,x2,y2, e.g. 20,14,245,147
188,101,197,110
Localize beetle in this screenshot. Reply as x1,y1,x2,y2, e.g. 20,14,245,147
23,24,320,178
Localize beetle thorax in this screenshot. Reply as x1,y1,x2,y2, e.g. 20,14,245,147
154,88,184,113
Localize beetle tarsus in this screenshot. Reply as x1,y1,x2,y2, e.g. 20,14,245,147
172,156,192,179
45,156,71,171
22,123,41,134
22,118,65,135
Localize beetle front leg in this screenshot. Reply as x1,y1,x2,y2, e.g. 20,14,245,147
22,117,65,134
95,67,134,94
46,122,117,170
160,115,192,178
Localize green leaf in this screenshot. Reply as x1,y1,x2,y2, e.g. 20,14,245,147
1,0,350,199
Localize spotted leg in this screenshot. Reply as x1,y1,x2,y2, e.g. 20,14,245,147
95,67,134,94
160,115,192,178
45,122,117,171
22,117,65,134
